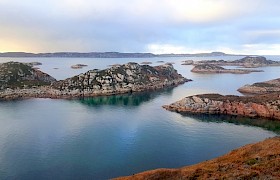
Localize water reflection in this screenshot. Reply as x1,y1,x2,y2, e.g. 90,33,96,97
77,88,174,107
181,113,280,134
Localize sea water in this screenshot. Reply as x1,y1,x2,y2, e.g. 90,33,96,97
0,56,279,179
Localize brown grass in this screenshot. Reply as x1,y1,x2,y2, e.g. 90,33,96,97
114,137,280,180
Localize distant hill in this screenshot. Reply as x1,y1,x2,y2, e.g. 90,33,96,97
0,51,240,58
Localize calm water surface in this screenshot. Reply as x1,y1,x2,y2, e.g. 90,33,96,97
0,56,280,179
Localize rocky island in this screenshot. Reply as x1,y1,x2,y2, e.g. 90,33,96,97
195,56,280,68
181,60,193,65
71,64,88,69
191,64,263,74
115,137,280,180
50,62,189,98
0,62,56,90
163,93,280,121
238,78,280,94
0,62,189,100
0,62,56,100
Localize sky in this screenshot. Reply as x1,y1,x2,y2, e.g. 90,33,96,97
0,0,280,54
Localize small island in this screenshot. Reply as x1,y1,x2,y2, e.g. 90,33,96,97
238,78,280,94
71,64,88,69
181,60,193,65
0,62,190,100
140,61,152,65
194,56,280,67
51,62,189,98
162,93,280,120
191,64,263,74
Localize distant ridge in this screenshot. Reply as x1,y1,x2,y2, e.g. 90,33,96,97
0,51,243,58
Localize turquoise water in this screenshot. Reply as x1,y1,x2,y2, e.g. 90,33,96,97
0,56,280,179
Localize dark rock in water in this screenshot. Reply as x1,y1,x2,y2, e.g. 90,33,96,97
0,61,56,90
71,64,88,69
191,64,263,74
50,62,189,98
140,61,152,65
238,78,280,94
162,93,280,121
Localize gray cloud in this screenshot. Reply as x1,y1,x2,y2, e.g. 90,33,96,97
0,0,280,54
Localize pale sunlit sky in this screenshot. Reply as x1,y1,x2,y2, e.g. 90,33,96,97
0,0,280,54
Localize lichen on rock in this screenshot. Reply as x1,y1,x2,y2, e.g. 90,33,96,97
50,62,189,98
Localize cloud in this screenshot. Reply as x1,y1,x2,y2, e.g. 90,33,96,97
0,0,279,54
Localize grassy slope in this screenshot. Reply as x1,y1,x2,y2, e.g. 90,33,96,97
115,137,280,180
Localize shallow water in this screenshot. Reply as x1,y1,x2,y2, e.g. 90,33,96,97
0,56,279,179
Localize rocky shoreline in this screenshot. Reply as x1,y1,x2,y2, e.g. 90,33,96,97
0,62,190,101
191,64,263,74
163,93,280,121
238,78,280,94
115,137,280,180
194,56,280,68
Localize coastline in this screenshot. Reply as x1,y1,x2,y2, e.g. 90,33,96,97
163,93,280,121
0,62,190,101
115,136,280,180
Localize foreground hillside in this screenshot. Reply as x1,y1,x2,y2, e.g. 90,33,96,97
115,137,280,180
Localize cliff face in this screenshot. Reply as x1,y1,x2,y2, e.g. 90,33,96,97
49,63,188,98
191,64,262,74
163,93,280,120
0,62,56,90
238,78,280,94
115,137,280,180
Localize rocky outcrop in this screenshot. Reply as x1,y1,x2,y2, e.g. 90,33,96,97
49,62,189,98
191,64,263,74
0,62,189,100
115,137,280,180
195,56,280,67
181,60,193,65
0,61,56,90
163,93,280,120
238,78,280,94
71,64,88,69
0,87,51,101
